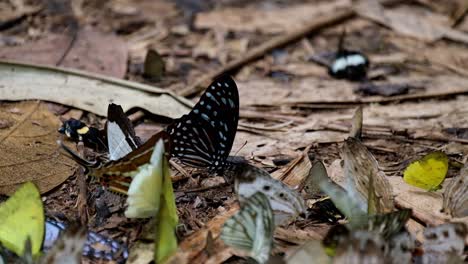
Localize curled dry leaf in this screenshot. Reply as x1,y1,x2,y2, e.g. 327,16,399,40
0,101,75,195
0,61,192,118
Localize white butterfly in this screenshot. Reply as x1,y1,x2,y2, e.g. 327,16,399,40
233,163,306,226
221,192,274,264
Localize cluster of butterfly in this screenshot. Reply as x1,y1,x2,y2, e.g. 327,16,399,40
55,75,467,263
221,107,467,263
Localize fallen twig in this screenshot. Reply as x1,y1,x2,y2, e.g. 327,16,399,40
74,142,88,225
179,9,352,97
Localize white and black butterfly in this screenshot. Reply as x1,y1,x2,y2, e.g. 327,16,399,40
106,103,141,161
221,192,274,264
59,103,141,162
166,75,239,172
328,31,369,81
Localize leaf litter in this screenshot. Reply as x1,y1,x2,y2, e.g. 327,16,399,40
0,0,468,263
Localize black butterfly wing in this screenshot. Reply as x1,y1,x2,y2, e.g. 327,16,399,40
107,103,142,161
166,75,239,172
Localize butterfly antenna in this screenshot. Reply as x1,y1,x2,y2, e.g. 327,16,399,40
58,140,99,168
338,27,346,53
234,140,247,156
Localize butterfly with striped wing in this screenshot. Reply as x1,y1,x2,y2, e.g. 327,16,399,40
221,192,274,264
106,103,142,161
166,74,239,173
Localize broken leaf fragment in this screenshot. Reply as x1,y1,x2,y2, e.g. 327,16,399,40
0,182,44,257
403,151,448,191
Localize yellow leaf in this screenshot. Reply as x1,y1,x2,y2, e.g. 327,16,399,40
403,151,448,191
0,182,44,256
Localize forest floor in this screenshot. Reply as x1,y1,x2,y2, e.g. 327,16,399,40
1,0,468,263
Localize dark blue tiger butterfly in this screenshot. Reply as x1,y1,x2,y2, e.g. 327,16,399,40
166,75,239,172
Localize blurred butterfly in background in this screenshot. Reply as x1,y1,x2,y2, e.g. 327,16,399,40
166,74,239,174
39,224,87,264
221,192,274,264
43,219,128,262
328,30,369,82
232,162,306,226
342,107,394,214
421,222,467,264
307,161,367,229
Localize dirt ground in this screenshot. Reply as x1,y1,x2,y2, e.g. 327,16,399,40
1,0,468,263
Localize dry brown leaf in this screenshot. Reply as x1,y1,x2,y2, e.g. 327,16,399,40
354,1,468,43
415,0,468,24
0,28,128,78
389,177,449,222
0,101,74,195
194,0,349,34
